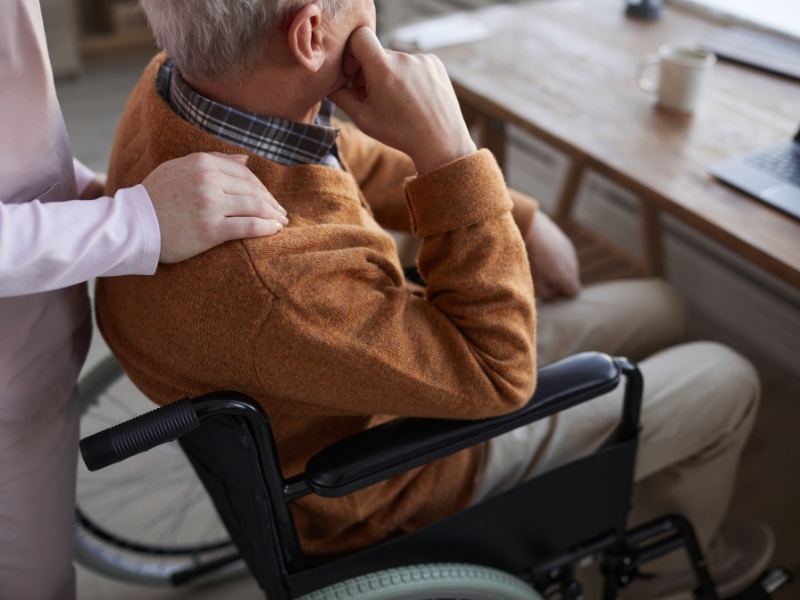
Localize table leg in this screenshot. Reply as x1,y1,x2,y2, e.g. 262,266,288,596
554,157,587,223
460,103,481,130
457,101,506,172
639,201,666,277
477,115,507,174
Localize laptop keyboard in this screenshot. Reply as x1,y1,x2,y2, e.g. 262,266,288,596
745,144,800,186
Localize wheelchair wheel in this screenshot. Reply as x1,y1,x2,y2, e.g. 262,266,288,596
74,355,247,585
298,564,543,600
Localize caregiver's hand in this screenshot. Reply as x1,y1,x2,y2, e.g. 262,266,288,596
142,152,288,263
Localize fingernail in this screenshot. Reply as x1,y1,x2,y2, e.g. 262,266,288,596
279,215,289,225
278,206,288,216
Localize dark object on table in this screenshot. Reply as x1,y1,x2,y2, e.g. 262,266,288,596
626,0,664,20
710,124,800,222
701,27,800,82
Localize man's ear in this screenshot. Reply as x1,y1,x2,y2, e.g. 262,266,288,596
288,3,325,72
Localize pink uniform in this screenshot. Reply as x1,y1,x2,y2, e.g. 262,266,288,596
0,1,160,597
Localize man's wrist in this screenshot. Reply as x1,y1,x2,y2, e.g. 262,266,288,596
414,141,479,176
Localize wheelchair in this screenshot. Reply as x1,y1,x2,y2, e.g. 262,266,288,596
79,352,790,600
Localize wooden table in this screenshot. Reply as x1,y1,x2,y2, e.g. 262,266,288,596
429,0,800,288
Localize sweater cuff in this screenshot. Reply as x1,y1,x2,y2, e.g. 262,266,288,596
405,149,513,239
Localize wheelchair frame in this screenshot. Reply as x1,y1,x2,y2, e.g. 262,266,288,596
79,352,789,600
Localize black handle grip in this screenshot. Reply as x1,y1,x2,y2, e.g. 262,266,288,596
80,399,200,471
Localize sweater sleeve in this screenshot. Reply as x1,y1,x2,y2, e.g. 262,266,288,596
0,184,161,297
251,150,537,420
336,122,418,232
337,122,539,236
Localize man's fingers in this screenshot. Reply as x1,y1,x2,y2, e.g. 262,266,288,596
557,271,582,298
536,282,556,301
538,270,581,300
346,27,387,79
342,43,362,80
221,195,289,224
217,217,284,242
353,67,367,89
328,86,366,119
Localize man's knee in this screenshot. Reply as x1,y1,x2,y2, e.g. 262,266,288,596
585,277,687,359
695,341,760,434
536,277,688,363
650,340,760,443
635,340,760,481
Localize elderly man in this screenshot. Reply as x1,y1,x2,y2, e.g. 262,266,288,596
96,0,771,597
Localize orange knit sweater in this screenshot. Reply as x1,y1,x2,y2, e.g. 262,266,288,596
96,54,538,556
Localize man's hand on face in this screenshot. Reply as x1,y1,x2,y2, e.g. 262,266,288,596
142,152,288,263
329,27,477,176
525,212,582,301
327,25,579,300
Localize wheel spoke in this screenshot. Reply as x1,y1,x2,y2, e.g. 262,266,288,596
75,361,239,580
157,481,197,542
132,483,196,540
79,473,193,508
198,513,224,545
83,483,168,523
79,466,189,493
157,485,207,546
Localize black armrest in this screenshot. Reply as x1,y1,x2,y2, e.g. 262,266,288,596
305,352,622,498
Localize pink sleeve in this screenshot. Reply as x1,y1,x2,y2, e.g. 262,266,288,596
0,185,161,297
73,158,95,197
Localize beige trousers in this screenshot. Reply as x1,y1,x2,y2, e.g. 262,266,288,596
0,392,79,600
471,279,759,560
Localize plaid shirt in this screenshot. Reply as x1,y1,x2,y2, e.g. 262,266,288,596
156,60,341,168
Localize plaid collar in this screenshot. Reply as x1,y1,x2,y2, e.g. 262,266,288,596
156,60,341,168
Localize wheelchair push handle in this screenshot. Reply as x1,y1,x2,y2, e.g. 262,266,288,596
80,399,200,471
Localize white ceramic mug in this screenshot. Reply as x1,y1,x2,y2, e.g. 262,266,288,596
635,44,717,113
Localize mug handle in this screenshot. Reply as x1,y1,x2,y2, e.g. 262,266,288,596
635,54,661,94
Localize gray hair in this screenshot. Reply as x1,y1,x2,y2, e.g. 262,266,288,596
140,0,354,82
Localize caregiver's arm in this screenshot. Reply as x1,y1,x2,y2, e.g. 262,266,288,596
0,153,287,297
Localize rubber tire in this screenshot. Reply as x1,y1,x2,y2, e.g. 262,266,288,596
297,563,544,600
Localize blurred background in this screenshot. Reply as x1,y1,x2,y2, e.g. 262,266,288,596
38,0,800,598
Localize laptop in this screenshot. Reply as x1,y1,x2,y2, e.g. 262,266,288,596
709,125,800,220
